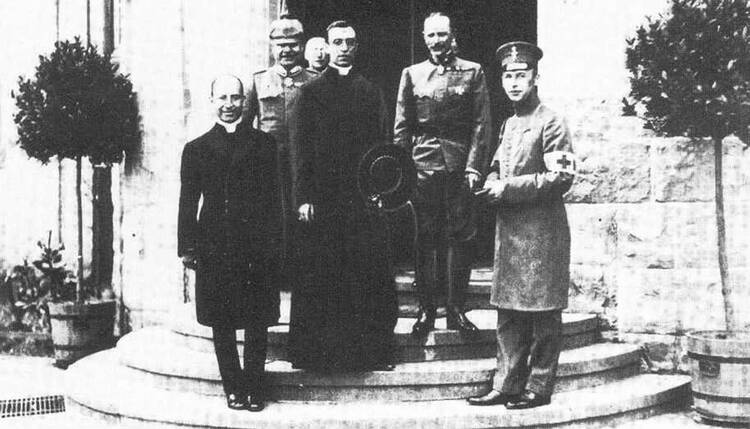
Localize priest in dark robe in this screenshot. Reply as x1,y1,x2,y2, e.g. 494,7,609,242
288,20,397,372
178,75,281,411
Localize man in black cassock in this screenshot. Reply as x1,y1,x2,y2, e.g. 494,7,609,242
178,75,281,411
288,20,397,372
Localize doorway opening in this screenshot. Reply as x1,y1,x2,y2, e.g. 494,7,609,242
287,0,537,263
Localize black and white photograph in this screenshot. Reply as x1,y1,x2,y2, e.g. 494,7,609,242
0,0,749,428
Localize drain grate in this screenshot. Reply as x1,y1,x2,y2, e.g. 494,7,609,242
0,395,65,418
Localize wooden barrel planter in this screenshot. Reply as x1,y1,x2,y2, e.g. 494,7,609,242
687,330,750,425
48,299,116,368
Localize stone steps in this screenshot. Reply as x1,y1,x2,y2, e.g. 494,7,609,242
395,267,494,312
170,305,600,362
113,327,640,401
66,351,690,428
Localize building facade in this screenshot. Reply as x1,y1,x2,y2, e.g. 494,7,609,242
0,1,748,359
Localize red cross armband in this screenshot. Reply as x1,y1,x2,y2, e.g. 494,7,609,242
543,151,578,175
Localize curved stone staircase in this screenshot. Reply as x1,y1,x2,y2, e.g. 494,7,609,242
65,268,690,428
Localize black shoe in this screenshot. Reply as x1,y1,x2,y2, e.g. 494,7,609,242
446,307,479,333
411,306,436,338
247,395,265,412
505,390,551,410
466,390,519,406
226,393,247,410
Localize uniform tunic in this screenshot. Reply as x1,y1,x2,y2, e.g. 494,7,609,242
393,57,490,174
288,67,397,371
247,65,319,258
393,56,491,307
178,122,281,328
488,93,574,311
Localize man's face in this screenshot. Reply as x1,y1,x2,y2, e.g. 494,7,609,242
423,15,453,60
211,77,244,123
272,38,303,70
327,26,357,67
502,69,537,103
305,38,329,70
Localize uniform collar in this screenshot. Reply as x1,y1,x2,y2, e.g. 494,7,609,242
272,64,303,78
513,91,541,116
428,53,459,74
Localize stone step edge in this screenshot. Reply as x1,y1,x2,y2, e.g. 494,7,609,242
169,307,601,344
65,354,691,429
115,328,641,383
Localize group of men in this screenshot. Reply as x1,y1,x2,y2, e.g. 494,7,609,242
178,12,575,413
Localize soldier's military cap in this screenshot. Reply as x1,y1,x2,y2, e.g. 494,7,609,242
269,15,304,40
495,41,543,71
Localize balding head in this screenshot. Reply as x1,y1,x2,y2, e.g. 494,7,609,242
210,74,243,98
210,74,244,123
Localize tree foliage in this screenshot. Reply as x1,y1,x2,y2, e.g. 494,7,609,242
13,37,140,165
626,0,750,143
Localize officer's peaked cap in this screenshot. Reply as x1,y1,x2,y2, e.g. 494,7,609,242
496,41,543,71
269,15,304,40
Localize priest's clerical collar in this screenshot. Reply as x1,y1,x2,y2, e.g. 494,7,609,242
272,64,303,77
329,62,352,76
216,117,243,134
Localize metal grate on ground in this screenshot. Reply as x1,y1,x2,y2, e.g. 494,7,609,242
0,395,65,418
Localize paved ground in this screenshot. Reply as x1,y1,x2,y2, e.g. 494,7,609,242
0,355,734,429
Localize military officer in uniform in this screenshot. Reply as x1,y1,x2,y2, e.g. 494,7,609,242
468,42,576,409
393,12,491,336
305,36,329,73
247,16,319,273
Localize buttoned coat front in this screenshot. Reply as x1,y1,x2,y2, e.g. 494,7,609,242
393,57,491,174
248,65,319,258
178,122,281,328
288,67,397,371
487,94,574,311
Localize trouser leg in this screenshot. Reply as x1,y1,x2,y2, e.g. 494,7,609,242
243,324,269,399
492,310,532,395
414,170,441,310
445,173,477,312
277,147,292,275
526,310,563,397
212,327,242,396
446,241,474,310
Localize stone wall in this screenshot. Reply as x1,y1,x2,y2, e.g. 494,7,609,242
0,1,274,330
539,0,750,371
113,0,273,328
1,1,748,351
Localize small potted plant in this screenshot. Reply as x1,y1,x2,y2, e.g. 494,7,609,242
13,38,140,366
626,0,749,424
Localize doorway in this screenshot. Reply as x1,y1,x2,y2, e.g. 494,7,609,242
287,0,537,263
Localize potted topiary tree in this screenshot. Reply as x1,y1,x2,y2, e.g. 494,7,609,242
626,0,750,424
13,37,140,367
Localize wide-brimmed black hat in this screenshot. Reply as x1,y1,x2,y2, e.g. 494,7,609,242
358,144,416,211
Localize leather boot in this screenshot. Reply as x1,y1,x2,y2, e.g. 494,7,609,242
412,248,437,337
446,244,478,333
411,303,436,338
